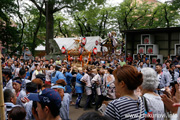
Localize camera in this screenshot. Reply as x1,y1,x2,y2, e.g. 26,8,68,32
169,70,175,81
170,81,178,87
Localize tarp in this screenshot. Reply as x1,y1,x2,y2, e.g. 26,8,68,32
35,36,107,52
35,44,45,51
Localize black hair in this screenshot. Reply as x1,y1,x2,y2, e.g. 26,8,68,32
2,68,12,78
36,74,45,83
78,112,110,120
4,89,15,102
19,68,26,76
48,65,53,69
13,77,22,83
108,68,114,74
8,106,26,120
55,66,61,71
39,101,60,118
170,63,175,68
45,64,49,68
166,60,170,64
26,82,37,93
156,64,162,67
25,66,29,71
86,68,92,72
156,59,160,63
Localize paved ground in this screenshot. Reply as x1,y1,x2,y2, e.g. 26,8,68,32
69,94,99,120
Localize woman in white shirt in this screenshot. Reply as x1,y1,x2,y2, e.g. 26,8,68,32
140,67,165,120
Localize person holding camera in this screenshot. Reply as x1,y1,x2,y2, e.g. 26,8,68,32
22,46,32,61
169,64,179,82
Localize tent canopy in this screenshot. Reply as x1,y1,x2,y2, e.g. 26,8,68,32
35,36,107,52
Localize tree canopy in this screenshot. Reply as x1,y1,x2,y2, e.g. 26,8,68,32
0,0,180,56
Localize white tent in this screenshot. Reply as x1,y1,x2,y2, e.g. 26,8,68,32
35,44,45,51
35,36,107,52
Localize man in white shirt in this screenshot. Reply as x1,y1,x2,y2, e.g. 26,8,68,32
80,68,93,110
3,68,13,90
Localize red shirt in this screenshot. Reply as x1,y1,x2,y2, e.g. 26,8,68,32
127,57,133,62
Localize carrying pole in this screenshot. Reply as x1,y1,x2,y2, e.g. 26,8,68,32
0,47,5,120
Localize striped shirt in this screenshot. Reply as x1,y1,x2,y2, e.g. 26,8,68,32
105,96,145,120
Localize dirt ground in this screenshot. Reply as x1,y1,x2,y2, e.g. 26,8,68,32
69,94,99,120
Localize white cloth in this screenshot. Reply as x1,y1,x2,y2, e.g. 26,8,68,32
3,79,13,90
80,73,92,95
45,70,54,82
16,89,27,107
103,74,115,99
25,101,33,120
143,93,165,120
80,73,92,87
31,70,42,80
91,74,101,95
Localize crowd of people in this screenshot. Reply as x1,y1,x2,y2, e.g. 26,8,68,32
2,51,180,120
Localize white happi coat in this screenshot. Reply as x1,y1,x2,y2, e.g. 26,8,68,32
80,73,92,95
91,74,102,95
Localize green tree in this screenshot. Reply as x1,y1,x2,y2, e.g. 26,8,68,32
23,5,46,56
0,0,21,55
151,2,179,28
113,0,152,31
30,0,106,54
72,5,112,38
54,13,73,38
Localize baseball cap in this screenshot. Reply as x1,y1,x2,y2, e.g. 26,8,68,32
27,88,61,108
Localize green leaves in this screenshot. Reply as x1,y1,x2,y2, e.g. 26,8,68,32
112,0,180,31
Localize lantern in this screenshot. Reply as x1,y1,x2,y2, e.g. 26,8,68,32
93,47,98,55
61,46,66,54
152,57,157,64
95,40,99,46
144,37,149,44
80,55,82,61
82,37,86,45
68,55,70,61
139,47,144,54
147,47,153,54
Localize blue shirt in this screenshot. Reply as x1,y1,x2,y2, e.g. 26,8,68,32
76,73,83,84
65,72,72,85
25,72,30,79
51,71,66,84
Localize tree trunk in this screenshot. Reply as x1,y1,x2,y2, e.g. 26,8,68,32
46,3,54,55
164,6,170,28
99,12,104,37
58,21,66,37
102,11,108,39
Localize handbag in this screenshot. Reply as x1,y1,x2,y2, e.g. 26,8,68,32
101,75,114,96
142,96,154,120
101,79,107,96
